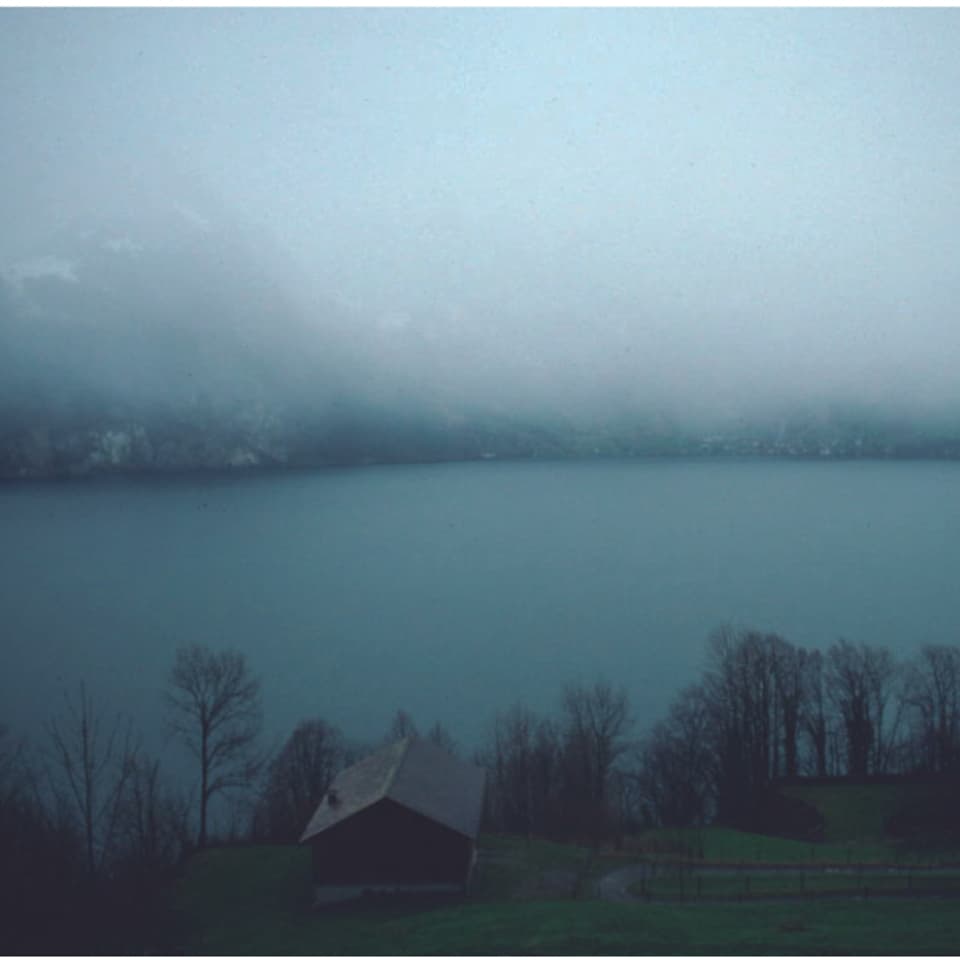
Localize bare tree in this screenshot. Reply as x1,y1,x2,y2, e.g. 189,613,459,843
1,725,84,954
45,683,134,875
826,639,901,777
560,680,630,841
902,645,960,775
166,645,263,847
386,709,418,743
114,751,191,873
478,704,563,838
800,649,832,776
254,717,344,841
702,627,779,824
636,683,713,828
0,723,19,815
530,716,563,837
426,720,458,756
480,704,537,836
770,637,806,779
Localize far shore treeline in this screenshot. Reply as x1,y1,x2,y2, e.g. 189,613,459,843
3,627,960,951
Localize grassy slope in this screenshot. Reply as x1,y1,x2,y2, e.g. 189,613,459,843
780,782,950,840
175,842,960,955
636,782,960,866
629,826,894,864
632,869,960,900
782,781,960,863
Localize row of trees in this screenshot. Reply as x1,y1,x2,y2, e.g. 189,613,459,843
0,696,189,953
0,644,467,950
477,682,631,843
0,644,284,951
5,631,960,948
636,629,960,830
475,630,960,843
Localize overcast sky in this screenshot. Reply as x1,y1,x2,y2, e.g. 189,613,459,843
2,8,960,423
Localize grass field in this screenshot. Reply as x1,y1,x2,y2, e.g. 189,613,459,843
626,826,895,864
471,833,625,899
174,840,960,955
779,782,950,844
630,867,960,900
632,780,960,867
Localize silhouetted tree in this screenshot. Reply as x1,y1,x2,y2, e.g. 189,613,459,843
0,723,20,823
114,751,190,874
559,680,630,841
426,720,458,756
166,645,263,847
800,649,832,776
530,716,563,836
386,708,418,742
46,683,134,875
702,628,778,824
479,704,536,835
636,683,713,828
902,645,960,775
254,718,344,841
826,639,901,776
0,725,83,953
771,637,807,778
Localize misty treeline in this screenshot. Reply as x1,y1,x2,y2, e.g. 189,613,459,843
631,628,960,834
0,644,265,952
7,217,960,482
478,628,960,843
5,631,960,950
0,644,465,952
1,688,188,953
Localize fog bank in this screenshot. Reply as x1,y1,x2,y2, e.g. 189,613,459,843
3,9,960,452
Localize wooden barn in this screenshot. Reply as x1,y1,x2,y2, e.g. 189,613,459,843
299,736,486,903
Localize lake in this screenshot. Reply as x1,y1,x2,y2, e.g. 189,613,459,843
2,458,958,760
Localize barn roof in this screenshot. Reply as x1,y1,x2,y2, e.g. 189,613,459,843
299,737,486,844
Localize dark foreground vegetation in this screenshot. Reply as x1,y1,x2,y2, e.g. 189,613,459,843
481,629,960,846
4,628,960,952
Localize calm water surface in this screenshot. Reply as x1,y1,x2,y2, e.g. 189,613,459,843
2,458,958,754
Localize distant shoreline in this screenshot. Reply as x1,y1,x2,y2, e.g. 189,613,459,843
5,447,960,485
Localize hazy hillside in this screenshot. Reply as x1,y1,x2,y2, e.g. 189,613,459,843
3,210,960,479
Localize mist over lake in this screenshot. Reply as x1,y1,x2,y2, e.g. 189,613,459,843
8,9,960,952
4,9,960,478
4,457,958,759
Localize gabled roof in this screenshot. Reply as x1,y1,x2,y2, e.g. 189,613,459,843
299,737,486,844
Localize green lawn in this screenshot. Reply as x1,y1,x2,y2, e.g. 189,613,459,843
628,826,900,865
781,782,960,851
631,867,960,900
174,843,960,955
780,783,914,840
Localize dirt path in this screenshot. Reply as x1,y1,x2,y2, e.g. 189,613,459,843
595,864,650,903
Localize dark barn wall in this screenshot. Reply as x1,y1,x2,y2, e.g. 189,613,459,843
309,799,473,886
